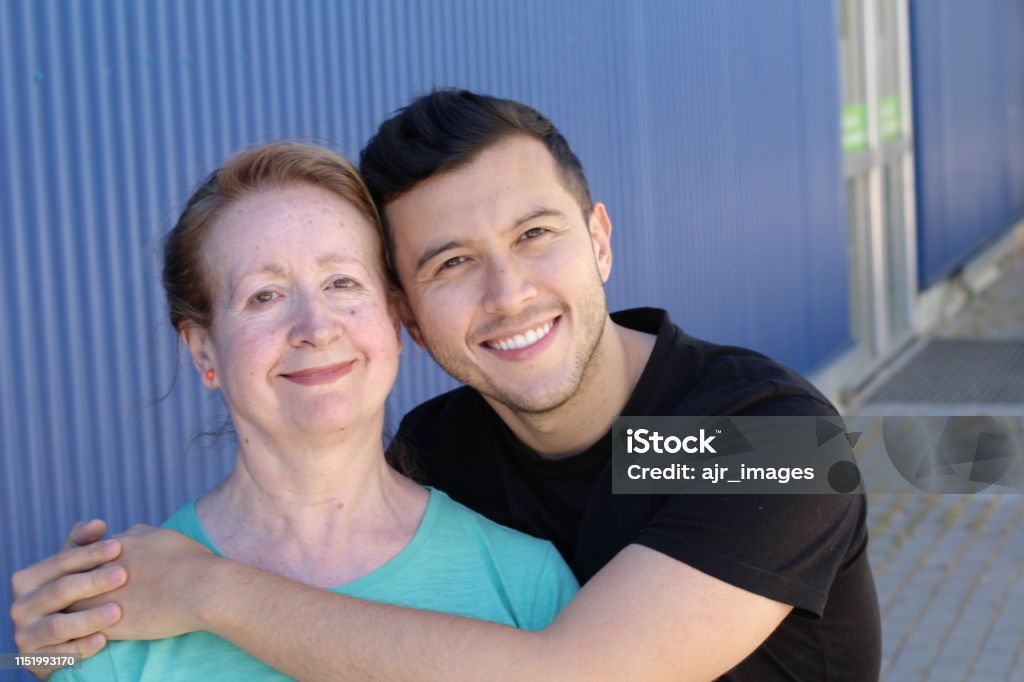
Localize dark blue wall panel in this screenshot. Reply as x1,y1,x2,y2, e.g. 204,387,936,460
911,0,1024,287
1,0,848,666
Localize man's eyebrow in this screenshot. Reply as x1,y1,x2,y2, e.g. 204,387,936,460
416,240,467,274
506,207,567,232
414,208,568,275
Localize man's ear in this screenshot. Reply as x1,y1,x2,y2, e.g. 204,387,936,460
588,202,613,283
180,324,219,388
396,296,426,348
385,291,405,353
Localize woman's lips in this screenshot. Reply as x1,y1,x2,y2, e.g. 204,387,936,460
281,361,354,385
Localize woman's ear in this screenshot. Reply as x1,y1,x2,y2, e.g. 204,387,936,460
180,323,219,388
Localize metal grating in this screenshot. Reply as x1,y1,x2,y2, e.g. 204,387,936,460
867,339,1024,403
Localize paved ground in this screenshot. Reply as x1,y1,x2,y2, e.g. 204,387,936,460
855,246,1024,681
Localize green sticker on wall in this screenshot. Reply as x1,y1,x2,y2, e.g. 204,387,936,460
842,104,868,154
880,94,902,141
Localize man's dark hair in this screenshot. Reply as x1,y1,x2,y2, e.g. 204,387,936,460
359,88,593,270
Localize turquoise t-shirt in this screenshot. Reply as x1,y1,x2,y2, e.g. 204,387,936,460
56,488,578,681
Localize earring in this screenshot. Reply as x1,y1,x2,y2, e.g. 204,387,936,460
205,369,215,381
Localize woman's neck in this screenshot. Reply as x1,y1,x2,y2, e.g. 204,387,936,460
196,421,428,587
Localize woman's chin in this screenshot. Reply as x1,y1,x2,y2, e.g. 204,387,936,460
279,405,383,439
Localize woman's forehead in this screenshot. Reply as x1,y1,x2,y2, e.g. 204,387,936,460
200,187,384,289
215,187,376,252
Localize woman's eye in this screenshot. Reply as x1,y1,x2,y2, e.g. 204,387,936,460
252,290,278,305
330,277,354,289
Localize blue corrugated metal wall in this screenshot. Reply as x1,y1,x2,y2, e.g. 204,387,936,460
1,0,847,665
911,0,1024,287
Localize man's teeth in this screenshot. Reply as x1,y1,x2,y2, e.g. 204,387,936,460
487,321,554,351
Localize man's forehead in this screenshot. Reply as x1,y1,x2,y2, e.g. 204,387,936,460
379,135,580,272
386,190,568,252
386,143,566,223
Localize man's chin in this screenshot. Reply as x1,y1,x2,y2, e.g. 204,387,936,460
481,380,581,416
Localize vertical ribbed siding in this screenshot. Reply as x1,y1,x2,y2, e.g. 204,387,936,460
1,0,848,664
912,0,1024,287
603,0,848,366
1008,0,1024,222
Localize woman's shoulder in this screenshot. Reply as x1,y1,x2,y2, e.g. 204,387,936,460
427,489,579,582
422,488,579,628
160,497,220,554
428,488,552,556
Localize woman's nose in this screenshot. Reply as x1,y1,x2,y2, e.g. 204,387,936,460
289,293,343,348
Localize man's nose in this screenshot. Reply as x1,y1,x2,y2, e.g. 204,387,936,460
481,259,538,316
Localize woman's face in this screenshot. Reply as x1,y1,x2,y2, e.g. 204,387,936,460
185,183,400,442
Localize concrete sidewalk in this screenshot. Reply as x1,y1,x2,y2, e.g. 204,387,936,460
854,247,1024,681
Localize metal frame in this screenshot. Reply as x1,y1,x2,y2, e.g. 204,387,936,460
840,0,917,359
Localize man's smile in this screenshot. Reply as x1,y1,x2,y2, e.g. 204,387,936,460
483,318,557,351
480,316,561,360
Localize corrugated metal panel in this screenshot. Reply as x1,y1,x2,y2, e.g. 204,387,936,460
613,0,848,367
911,0,1024,287
0,0,848,665
1009,0,1024,222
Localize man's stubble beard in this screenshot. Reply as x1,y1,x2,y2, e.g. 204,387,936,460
424,283,609,418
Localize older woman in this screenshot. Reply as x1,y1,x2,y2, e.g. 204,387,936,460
45,142,577,681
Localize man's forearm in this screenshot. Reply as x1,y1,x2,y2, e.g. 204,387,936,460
115,536,784,681
200,557,555,682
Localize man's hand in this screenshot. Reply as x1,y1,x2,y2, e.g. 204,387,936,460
10,520,126,680
70,525,217,641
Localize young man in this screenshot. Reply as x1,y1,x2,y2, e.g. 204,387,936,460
12,90,881,680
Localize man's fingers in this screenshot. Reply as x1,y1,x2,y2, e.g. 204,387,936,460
12,563,126,626
14,604,119,657
37,631,108,657
22,633,108,680
64,519,108,550
11,540,122,600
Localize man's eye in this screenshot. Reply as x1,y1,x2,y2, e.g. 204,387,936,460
439,256,468,271
519,227,547,241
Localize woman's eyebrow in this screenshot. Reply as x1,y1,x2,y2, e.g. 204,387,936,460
226,263,289,300
317,253,362,269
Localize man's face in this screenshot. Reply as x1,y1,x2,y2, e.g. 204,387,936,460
386,135,613,414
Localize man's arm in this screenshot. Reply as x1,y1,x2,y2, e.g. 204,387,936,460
94,529,791,681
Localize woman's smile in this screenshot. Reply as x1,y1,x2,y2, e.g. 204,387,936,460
280,361,355,386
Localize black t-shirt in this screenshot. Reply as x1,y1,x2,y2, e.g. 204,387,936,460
395,308,881,681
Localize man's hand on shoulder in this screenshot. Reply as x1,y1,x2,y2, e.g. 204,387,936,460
69,525,218,641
